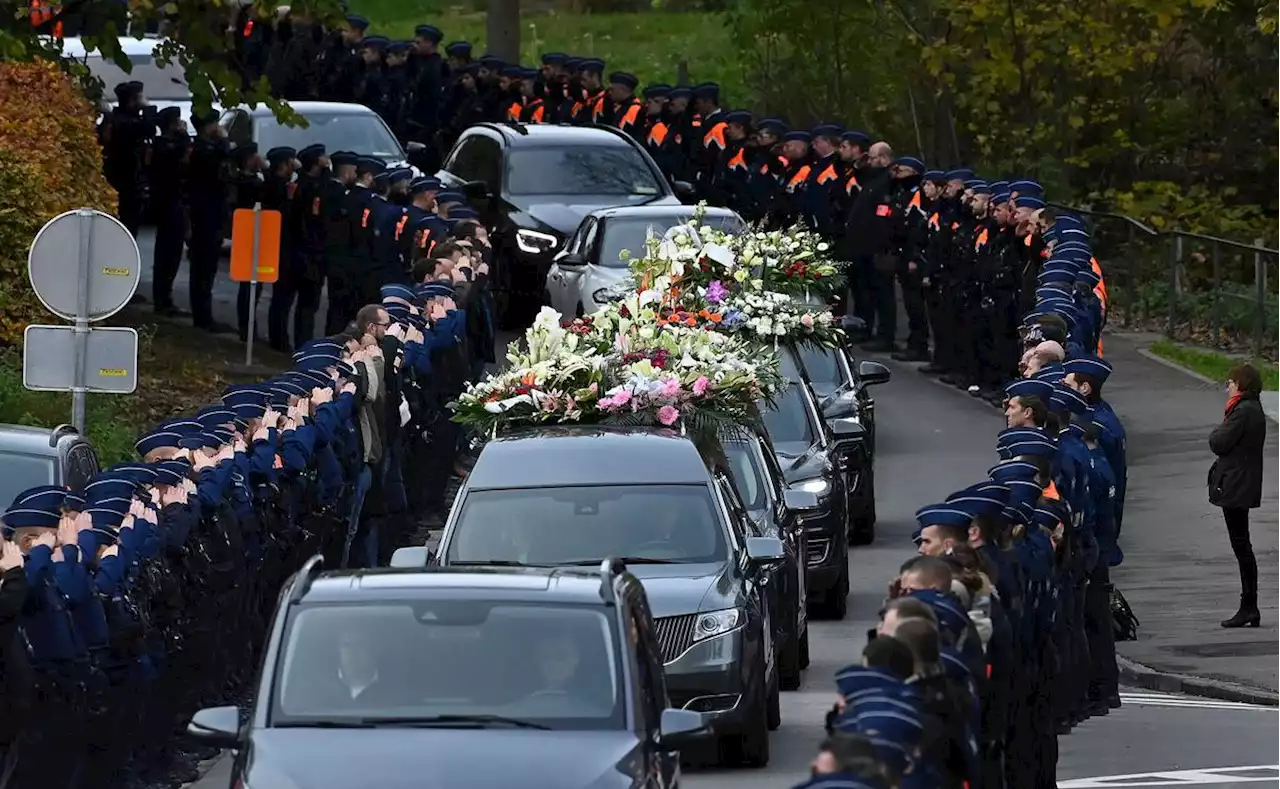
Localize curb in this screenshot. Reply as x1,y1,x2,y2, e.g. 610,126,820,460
1135,347,1279,424
1117,654,1280,706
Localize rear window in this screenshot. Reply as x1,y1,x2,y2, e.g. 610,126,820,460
447,484,727,565
256,112,404,161
275,601,623,730
0,453,57,509
83,53,191,101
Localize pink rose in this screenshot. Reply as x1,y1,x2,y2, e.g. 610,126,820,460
692,376,711,396
659,377,681,399
800,313,815,329
656,405,681,426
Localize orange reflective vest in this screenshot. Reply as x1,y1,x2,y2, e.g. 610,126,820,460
647,121,669,148
727,148,747,172
702,121,727,152
786,165,811,193
616,101,641,131
29,0,62,36
816,162,838,185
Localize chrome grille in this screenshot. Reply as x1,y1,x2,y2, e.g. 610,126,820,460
654,614,698,663
807,536,832,567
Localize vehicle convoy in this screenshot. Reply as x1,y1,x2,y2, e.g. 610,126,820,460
188,557,709,789
219,101,426,173
435,123,693,327
428,426,816,769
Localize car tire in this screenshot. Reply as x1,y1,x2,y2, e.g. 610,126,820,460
798,625,810,670
718,659,771,769
813,561,849,620
778,624,803,691
766,672,781,731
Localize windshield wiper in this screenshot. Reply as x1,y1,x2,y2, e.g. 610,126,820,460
366,714,551,730
447,560,542,567
563,557,680,565
275,719,377,729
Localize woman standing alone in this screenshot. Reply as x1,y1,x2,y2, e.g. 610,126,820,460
1209,363,1268,628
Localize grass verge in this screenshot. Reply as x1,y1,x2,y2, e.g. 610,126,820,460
0,309,293,466
1149,339,1279,391
347,5,745,103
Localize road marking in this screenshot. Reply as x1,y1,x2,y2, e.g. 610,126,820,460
1117,692,1277,712
1058,765,1280,787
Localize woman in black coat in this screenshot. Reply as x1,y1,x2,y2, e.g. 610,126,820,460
1208,363,1268,628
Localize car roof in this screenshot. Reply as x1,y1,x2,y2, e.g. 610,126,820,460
300,565,620,605
466,426,715,489
469,123,638,149
0,424,76,456
59,36,169,58
242,101,380,118
590,205,742,221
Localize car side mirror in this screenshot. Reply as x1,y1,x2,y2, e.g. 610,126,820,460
559,252,588,267
656,708,707,749
744,535,786,568
462,180,491,201
822,389,858,418
858,360,892,386
672,180,695,200
186,706,242,750
405,140,427,153
782,489,820,513
830,417,866,440
390,546,432,568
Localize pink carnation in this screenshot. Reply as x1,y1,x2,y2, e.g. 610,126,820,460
659,377,681,399
656,405,681,426
599,390,632,411
692,376,711,396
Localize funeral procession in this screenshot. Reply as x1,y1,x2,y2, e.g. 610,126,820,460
0,0,1275,788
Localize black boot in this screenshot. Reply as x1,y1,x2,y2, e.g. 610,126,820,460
1221,594,1261,628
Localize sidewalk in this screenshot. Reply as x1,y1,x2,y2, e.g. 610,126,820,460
1105,331,1279,697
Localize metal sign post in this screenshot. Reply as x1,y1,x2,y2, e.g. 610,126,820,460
229,202,282,368
25,209,140,434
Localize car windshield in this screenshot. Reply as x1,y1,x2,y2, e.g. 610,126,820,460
599,214,745,268
275,602,622,730
84,53,191,101
447,484,727,565
759,383,816,449
0,453,57,508
724,442,769,511
256,112,404,160
505,147,664,197
797,344,844,388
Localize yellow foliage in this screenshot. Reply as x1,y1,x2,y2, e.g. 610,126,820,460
0,59,117,347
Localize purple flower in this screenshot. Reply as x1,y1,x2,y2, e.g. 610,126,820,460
706,280,727,304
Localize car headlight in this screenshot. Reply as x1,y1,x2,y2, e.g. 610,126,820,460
693,608,744,643
792,477,831,496
515,228,559,255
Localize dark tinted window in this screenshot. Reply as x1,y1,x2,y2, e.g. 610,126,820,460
275,602,623,729
759,383,816,447
65,444,99,492
256,112,403,160
724,441,768,510
505,147,663,197
797,344,844,387
598,213,745,268
448,485,727,565
86,53,190,101
0,453,56,509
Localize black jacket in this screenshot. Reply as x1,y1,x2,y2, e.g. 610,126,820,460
0,566,33,745
1208,394,1267,509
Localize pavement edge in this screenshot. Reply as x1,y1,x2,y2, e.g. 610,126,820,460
1117,653,1280,706
1135,346,1280,424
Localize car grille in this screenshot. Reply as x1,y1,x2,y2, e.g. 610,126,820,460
654,614,698,663
807,536,832,566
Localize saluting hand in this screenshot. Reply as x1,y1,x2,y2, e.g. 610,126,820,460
0,540,24,571
57,520,78,548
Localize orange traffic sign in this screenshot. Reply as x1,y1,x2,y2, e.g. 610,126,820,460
229,207,282,284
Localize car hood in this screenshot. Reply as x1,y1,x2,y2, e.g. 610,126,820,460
625,562,731,617
244,729,642,789
512,194,680,235
773,444,830,485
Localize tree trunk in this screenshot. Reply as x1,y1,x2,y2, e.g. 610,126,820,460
486,0,521,63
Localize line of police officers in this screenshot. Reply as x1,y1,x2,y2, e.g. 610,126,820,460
2,199,496,788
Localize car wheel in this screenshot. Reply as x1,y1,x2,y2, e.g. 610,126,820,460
778,624,803,691
718,658,771,768
766,672,781,731
798,625,810,670
813,561,849,620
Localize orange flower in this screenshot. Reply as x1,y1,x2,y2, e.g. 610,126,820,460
521,372,537,387
685,316,697,326
708,312,723,323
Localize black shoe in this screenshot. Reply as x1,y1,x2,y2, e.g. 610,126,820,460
1086,700,1111,717
1107,694,1122,709
1222,606,1261,628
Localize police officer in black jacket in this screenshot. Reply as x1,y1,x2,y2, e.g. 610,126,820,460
149,106,190,316
101,81,153,239
186,112,232,333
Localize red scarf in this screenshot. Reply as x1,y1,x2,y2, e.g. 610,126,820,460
1225,392,1244,417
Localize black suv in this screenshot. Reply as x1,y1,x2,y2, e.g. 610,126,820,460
436,123,692,327
757,350,870,620
0,423,99,507
428,426,796,768
186,558,709,789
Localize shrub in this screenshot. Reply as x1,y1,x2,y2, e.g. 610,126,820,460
0,59,117,347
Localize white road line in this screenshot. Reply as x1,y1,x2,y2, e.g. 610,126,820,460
1058,765,1280,787
1117,692,1276,711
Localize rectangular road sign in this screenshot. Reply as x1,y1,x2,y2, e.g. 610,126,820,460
22,324,139,394
229,206,282,284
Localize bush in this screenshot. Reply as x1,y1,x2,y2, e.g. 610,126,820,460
0,59,117,348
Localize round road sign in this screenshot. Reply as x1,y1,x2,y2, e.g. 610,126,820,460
27,209,141,322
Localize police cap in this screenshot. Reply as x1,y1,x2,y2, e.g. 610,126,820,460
642,84,672,100
1005,378,1054,404
345,14,368,30
944,168,973,182
724,110,752,127
356,157,386,176
330,150,360,168
893,156,925,173
113,81,142,102
266,146,296,166
388,167,413,185
755,117,788,136
446,41,473,57
190,110,219,130
841,130,871,147
692,82,719,101
155,106,181,129
410,176,441,194
540,51,567,65
387,41,412,56
914,504,972,531
782,130,811,144
381,283,417,302
479,55,505,69
360,35,389,51
1009,179,1043,197
1014,195,1046,210
435,190,464,205
414,25,443,42
922,169,946,183
810,123,843,139
579,58,605,74
500,65,523,79
608,71,638,90
668,86,693,100
450,206,480,221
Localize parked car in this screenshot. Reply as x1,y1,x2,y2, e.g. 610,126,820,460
58,36,215,131
219,101,426,174
188,558,709,789
428,426,795,768
722,431,815,690
546,204,745,318
791,342,891,458
0,424,99,508
435,123,693,327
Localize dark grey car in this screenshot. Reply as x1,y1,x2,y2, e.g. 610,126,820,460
0,423,99,507
429,426,802,769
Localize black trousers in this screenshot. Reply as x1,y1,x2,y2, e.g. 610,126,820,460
868,259,897,344
1223,506,1258,604
187,213,222,330
325,264,360,335
1085,563,1119,702
898,267,929,352
151,204,184,309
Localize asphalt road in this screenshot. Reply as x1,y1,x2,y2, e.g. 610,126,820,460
182,346,1279,789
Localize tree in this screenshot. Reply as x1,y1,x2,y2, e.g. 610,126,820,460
485,0,521,64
